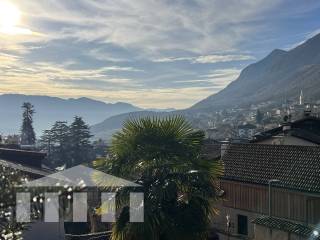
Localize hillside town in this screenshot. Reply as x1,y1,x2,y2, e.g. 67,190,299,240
199,91,320,142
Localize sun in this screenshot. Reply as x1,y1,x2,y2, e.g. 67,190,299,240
0,0,32,35
0,1,20,28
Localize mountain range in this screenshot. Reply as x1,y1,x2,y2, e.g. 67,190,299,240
90,33,320,140
192,33,320,110
0,94,141,135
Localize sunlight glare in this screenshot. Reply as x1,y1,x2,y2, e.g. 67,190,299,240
0,1,20,27
0,0,32,35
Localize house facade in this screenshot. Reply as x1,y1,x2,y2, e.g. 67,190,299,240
238,124,257,140
212,144,320,240
252,116,320,146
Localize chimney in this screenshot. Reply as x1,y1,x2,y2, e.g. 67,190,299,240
220,141,230,157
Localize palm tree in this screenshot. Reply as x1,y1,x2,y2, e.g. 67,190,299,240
94,116,223,240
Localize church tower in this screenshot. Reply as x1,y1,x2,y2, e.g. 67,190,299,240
299,90,304,105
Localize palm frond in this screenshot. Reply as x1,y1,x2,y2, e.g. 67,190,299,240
93,116,223,240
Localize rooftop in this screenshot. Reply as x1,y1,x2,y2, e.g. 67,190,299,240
0,147,46,168
222,143,320,193
252,116,320,144
0,147,50,177
0,158,50,177
253,216,320,238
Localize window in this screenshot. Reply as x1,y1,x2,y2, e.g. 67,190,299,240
237,215,248,235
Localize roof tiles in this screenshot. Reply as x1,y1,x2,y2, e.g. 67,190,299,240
222,144,320,193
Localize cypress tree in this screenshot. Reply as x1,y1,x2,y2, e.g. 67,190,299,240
20,102,36,145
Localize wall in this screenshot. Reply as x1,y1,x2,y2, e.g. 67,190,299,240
23,222,65,240
212,180,320,240
221,180,320,224
212,202,260,240
257,135,318,146
253,225,307,240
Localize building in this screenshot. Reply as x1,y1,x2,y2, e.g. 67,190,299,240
252,116,320,146
18,165,143,240
299,90,304,106
0,147,53,240
212,144,320,240
237,123,257,140
0,147,51,178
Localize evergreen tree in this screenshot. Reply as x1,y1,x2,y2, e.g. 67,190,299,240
20,102,36,145
40,121,71,168
69,116,93,167
51,121,71,165
39,129,53,152
40,118,93,168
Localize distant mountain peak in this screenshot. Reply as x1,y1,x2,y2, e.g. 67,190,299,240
191,32,320,110
304,32,320,44
269,48,287,56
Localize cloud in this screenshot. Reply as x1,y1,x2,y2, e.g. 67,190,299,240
17,0,283,55
176,68,241,86
201,68,242,79
0,56,141,92
1,0,319,109
0,52,21,65
152,57,194,63
86,48,131,62
193,54,255,64
102,66,143,72
0,51,239,108
153,54,254,64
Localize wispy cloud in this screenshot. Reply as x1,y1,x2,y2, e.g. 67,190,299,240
153,57,193,63
0,56,141,91
17,0,283,55
176,68,241,87
153,54,254,64
193,54,255,64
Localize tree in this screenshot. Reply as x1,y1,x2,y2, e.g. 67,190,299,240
40,118,93,168
39,129,53,155
51,121,71,165
20,102,36,145
69,116,93,167
40,121,71,168
0,166,30,238
92,139,108,158
95,116,223,240
256,109,264,124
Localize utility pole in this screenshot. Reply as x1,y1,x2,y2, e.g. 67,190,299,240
226,214,230,240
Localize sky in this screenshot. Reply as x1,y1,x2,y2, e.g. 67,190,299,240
0,0,320,109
